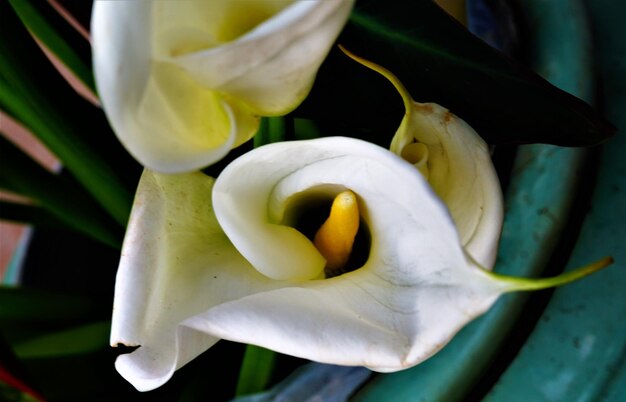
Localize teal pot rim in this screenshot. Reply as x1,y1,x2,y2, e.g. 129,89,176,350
354,0,626,401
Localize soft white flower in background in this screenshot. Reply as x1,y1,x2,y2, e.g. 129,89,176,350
112,137,512,391
91,0,354,173
341,48,503,268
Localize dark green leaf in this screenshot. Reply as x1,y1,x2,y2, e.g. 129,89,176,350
296,0,615,147
236,345,277,396
0,201,68,231
0,135,123,249
293,119,323,141
0,2,138,226
0,287,96,323
0,384,40,402
7,0,95,94
253,116,293,148
0,332,44,402
13,321,110,359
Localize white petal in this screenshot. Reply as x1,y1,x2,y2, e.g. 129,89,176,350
184,270,501,372
173,0,355,115
115,138,507,391
111,170,279,391
92,1,256,173
391,103,504,268
207,137,505,369
338,51,503,268
92,1,353,173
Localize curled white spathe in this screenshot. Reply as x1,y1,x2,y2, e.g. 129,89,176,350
92,0,354,173
339,49,504,269
390,102,503,269
111,137,508,391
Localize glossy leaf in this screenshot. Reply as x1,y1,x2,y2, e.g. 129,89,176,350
0,135,123,249
295,0,615,147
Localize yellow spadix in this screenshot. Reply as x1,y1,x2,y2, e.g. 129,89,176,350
314,190,360,273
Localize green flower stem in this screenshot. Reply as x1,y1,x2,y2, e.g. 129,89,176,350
293,118,323,140
253,118,270,148
268,116,287,143
487,256,614,292
253,116,293,148
235,345,277,396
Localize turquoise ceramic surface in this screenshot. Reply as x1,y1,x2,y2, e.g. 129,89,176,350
354,0,625,401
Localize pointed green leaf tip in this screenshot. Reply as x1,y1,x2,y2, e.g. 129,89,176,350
485,256,614,293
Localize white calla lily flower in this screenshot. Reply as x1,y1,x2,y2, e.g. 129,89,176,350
92,0,354,173
111,137,610,391
341,48,504,268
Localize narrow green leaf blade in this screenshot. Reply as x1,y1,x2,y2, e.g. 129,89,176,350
7,0,95,93
0,201,68,232
0,287,96,323
236,345,277,396
0,2,135,226
0,135,123,249
13,321,110,359
253,116,292,148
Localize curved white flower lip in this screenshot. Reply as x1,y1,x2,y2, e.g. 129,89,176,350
112,137,510,391
174,0,355,114
391,102,504,269
92,0,354,173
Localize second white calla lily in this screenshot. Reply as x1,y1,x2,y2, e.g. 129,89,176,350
342,48,504,268
111,137,610,391
92,0,354,173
